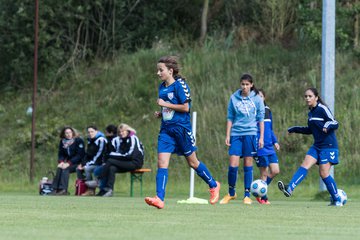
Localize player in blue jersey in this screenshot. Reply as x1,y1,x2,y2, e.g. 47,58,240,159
145,56,220,209
254,89,280,205
278,88,343,206
220,73,265,205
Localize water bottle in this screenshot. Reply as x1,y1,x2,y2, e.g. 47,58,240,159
42,177,48,184
40,177,48,191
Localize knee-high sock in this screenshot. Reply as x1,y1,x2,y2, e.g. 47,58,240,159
266,176,273,185
322,175,340,202
195,161,217,188
289,166,308,192
244,166,253,197
228,166,238,196
156,168,168,201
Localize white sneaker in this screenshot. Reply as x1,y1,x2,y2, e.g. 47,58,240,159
102,189,113,197
329,200,343,207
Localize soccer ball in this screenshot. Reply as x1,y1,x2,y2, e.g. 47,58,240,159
250,179,268,197
337,189,347,205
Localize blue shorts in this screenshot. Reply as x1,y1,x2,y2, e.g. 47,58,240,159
228,135,257,157
307,146,339,165
158,126,197,157
255,153,279,167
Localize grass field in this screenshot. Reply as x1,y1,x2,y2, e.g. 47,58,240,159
0,191,359,240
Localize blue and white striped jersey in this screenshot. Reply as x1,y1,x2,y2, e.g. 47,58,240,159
288,103,339,149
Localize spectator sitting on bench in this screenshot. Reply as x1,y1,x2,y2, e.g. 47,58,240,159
93,124,118,196
98,123,144,197
76,125,107,196
52,126,85,195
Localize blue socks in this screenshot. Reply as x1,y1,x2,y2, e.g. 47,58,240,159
195,161,217,188
322,175,340,202
228,166,238,196
244,166,253,197
156,162,216,201
156,168,168,201
266,176,273,185
226,166,253,198
288,166,308,192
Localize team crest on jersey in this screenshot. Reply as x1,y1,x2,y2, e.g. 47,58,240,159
168,92,174,100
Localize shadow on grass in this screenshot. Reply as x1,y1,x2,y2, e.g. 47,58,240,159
312,191,330,201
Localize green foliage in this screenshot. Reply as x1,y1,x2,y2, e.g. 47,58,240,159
253,0,297,43
0,0,35,88
0,0,359,188
1,0,359,90
0,0,205,89
296,0,360,50
1,42,359,188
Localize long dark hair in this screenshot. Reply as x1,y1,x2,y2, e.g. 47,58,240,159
305,87,326,106
258,88,267,105
240,73,259,95
158,56,185,80
59,126,78,139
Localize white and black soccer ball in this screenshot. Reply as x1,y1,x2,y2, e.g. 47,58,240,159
337,189,347,205
250,179,268,197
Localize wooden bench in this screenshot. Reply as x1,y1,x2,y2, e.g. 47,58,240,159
130,168,151,197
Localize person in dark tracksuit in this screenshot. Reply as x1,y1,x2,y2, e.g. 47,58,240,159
99,123,144,197
93,124,118,196
52,126,85,195
76,125,107,196
277,88,343,206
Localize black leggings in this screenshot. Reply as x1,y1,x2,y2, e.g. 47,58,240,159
52,164,77,191
101,158,143,190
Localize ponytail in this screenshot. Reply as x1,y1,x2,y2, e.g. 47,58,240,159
306,87,327,106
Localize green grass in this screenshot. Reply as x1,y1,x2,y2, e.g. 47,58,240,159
0,190,359,240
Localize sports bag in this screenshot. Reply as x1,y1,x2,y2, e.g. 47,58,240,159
39,171,54,195
75,179,88,196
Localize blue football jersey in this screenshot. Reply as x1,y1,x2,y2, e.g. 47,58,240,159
257,105,278,156
158,77,192,129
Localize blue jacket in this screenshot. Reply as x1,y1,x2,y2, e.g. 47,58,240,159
288,103,338,149
257,105,278,156
227,89,265,136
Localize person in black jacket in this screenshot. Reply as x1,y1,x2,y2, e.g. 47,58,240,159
99,123,144,197
93,124,118,196
52,126,85,195
76,125,107,196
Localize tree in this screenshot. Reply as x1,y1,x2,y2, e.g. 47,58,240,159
199,0,209,45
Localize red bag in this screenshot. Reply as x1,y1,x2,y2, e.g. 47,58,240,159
75,179,87,196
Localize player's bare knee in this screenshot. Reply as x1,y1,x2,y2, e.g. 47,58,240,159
272,169,280,176
319,171,328,179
